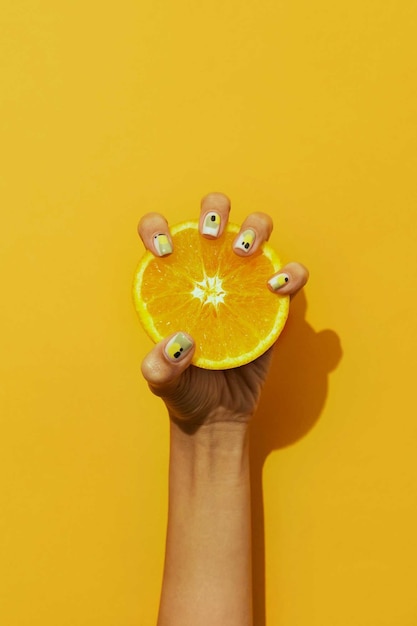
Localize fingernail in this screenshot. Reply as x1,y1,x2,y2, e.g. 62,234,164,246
268,273,290,291
202,212,221,237
153,233,173,257
234,229,256,253
165,332,193,362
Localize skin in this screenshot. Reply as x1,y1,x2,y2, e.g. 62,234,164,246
138,193,309,626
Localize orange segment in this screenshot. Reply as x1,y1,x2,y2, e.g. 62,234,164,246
132,221,289,369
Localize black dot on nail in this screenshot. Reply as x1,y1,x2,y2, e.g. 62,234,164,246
285,277,289,282
210,215,215,222
244,242,250,249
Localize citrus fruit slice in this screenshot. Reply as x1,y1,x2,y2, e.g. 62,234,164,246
132,221,289,369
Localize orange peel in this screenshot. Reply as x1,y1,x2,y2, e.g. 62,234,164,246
133,221,289,369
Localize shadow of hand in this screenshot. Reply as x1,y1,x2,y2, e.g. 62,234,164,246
250,291,343,625
253,290,342,452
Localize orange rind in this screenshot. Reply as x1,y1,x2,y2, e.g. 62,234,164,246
133,221,289,369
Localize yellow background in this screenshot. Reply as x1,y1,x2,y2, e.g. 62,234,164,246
1,1,416,624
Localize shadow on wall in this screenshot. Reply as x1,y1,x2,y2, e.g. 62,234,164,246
250,290,343,626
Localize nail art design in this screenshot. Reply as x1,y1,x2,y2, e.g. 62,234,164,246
165,332,193,361
202,212,221,237
234,229,256,252
268,273,290,291
153,233,173,257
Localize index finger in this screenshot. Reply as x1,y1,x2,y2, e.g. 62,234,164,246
137,212,174,257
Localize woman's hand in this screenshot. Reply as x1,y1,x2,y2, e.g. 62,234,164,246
138,192,308,428
142,193,309,626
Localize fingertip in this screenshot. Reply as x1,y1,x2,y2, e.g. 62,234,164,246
141,332,195,388
200,192,231,211
233,227,257,255
286,261,309,290
199,192,231,240
267,272,290,292
233,212,274,256
137,212,166,236
137,212,173,257
163,332,195,363
267,262,309,297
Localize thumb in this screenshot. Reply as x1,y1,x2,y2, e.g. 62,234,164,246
141,331,195,395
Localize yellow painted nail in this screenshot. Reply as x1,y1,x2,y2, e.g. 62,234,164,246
234,229,256,252
165,333,193,361
153,233,173,256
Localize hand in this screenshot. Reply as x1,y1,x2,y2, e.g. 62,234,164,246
137,193,308,428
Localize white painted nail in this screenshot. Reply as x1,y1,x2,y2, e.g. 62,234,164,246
268,273,290,291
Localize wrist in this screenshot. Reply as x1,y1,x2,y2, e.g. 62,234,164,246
169,418,250,485
170,416,249,450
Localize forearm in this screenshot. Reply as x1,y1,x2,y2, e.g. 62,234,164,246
157,419,253,626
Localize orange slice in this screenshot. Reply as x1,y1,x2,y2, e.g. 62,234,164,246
132,221,289,369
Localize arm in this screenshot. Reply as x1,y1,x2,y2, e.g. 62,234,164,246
158,420,252,626
137,192,309,626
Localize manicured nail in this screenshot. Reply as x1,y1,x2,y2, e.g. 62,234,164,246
268,273,290,291
202,212,221,237
153,233,173,257
165,332,193,362
234,229,256,253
